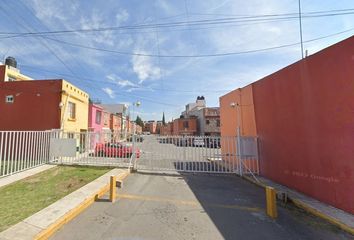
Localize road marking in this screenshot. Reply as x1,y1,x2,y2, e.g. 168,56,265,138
116,194,262,212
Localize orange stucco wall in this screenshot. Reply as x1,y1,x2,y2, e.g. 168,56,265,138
173,118,197,135
219,85,257,168
220,85,257,137
220,36,354,214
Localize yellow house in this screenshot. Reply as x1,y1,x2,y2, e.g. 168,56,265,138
0,61,32,82
60,80,89,133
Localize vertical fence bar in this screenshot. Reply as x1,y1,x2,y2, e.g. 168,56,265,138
13,132,19,173
36,132,40,167
19,132,25,172
30,132,35,168
40,132,44,165
9,132,15,174
4,132,9,176
0,132,3,176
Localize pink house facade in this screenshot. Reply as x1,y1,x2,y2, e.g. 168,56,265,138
88,103,104,133
88,103,104,149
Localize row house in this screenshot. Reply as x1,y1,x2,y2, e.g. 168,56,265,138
173,116,197,136
165,96,220,136
0,58,89,133
88,102,128,143
143,120,157,134
160,122,173,136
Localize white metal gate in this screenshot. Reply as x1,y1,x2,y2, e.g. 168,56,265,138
27,130,259,176
135,135,259,175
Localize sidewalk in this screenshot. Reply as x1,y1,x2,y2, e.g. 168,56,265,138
245,175,354,235
0,168,129,240
0,164,56,188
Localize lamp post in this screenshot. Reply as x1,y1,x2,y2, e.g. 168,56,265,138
131,101,141,170
230,101,242,176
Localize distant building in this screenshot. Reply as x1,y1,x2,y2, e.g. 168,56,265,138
181,96,220,136
188,107,220,136
173,116,197,136
0,57,32,82
98,103,128,137
181,96,206,117
144,120,157,134
160,122,174,136
156,121,163,134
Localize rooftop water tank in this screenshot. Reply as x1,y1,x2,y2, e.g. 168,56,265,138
5,56,17,68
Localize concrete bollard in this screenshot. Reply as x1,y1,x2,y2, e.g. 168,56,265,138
110,176,116,203
266,186,277,219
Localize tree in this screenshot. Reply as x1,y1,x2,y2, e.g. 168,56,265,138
135,115,144,128
162,112,166,125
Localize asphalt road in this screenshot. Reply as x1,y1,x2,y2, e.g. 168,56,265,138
51,173,353,240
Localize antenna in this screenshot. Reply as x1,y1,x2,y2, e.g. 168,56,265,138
298,0,304,59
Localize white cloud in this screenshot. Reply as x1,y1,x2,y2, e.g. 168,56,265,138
118,80,137,87
131,54,161,83
116,9,129,24
106,74,138,88
102,87,115,99
80,12,115,46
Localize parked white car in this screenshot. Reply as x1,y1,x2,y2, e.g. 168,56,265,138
193,137,205,147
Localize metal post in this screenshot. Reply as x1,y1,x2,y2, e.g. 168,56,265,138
266,186,277,218
109,175,116,203
298,0,304,59
236,103,243,176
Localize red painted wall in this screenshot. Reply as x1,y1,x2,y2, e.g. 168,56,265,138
252,36,354,214
0,65,5,82
0,80,62,130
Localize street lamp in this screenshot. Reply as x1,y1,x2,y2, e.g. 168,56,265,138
230,101,242,176
130,101,141,170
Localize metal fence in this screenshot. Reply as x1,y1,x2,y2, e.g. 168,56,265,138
0,130,259,177
50,131,134,168
50,131,259,176
0,131,52,177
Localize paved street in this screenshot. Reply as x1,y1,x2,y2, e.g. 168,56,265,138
51,173,352,240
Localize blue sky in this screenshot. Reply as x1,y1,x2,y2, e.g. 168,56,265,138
0,0,354,121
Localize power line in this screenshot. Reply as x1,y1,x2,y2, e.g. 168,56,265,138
39,27,354,58
19,64,233,93
13,0,99,91
0,8,354,37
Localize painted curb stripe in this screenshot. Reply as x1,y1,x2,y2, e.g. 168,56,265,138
243,176,354,235
34,170,130,240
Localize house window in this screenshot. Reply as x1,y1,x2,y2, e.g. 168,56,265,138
67,102,76,119
5,95,14,103
96,110,102,124
206,119,210,125
216,119,220,127
183,121,189,128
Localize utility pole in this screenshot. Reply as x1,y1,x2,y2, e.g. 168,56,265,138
298,0,304,59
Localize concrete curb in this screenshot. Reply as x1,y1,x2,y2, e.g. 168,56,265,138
243,176,354,235
35,170,130,240
0,168,130,240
